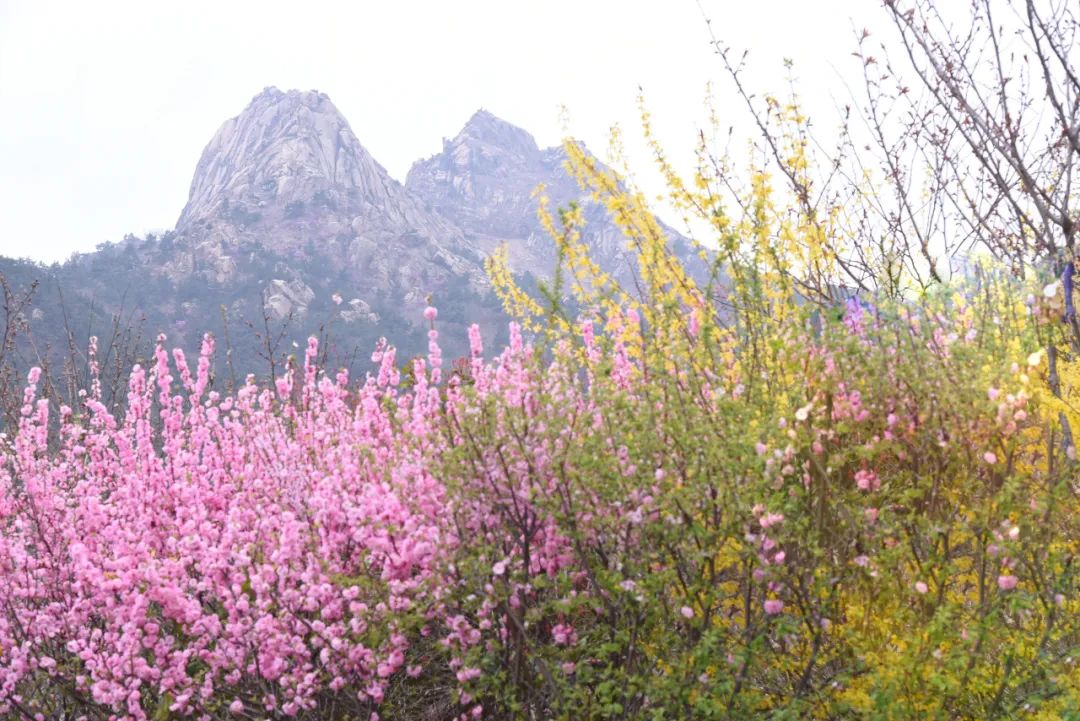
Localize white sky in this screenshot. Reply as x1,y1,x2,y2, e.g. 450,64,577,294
0,0,879,263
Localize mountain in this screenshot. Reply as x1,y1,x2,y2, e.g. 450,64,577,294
162,87,493,334
170,88,484,295
407,109,695,287
0,88,696,388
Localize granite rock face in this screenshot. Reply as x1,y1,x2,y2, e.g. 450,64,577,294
406,109,692,285
167,88,486,301
180,89,394,229
122,87,506,360
179,88,451,241
339,298,379,325
262,278,315,321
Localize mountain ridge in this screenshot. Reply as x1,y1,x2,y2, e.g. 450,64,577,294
0,86,696,371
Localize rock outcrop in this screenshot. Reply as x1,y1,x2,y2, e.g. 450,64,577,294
166,87,486,300
339,298,379,324
262,278,315,321
406,109,693,284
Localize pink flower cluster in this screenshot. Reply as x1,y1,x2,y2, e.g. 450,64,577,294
0,333,453,718
0,318,625,719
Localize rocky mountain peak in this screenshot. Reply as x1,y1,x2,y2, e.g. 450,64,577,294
162,87,485,332
407,113,693,285
176,86,400,230
455,109,541,161
405,110,560,241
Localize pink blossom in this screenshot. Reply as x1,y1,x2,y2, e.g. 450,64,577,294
854,469,879,491
456,667,482,683
997,575,1018,591
551,624,576,646
915,581,929,594
680,606,694,619
759,512,784,529
764,599,784,615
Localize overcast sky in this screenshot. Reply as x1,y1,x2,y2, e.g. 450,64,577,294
0,0,879,263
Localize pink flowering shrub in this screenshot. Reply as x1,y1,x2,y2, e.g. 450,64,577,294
0,335,454,719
